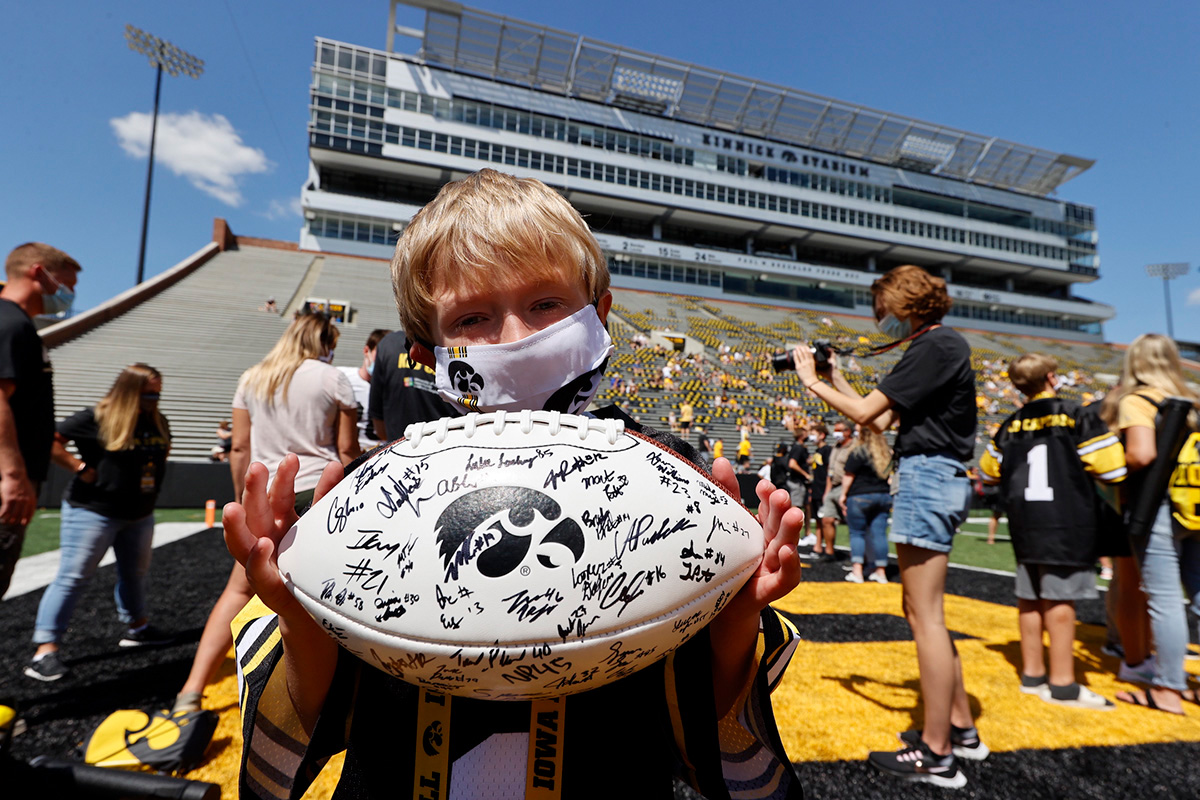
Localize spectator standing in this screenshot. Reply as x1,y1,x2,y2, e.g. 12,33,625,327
172,312,359,713
25,365,172,681
786,427,813,545
794,265,982,787
697,426,712,459
816,421,854,562
808,422,830,540
841,428,893,584
736,436,752,472
712,437,724,460
1101,334,1200,715
678,400,694,438
0,243,81,597
979,353,1124,709
338,328,391,452
368,330,457,441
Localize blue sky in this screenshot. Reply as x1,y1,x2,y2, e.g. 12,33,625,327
3,1,1198,345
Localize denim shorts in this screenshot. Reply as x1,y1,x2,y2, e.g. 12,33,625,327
888,454,972,553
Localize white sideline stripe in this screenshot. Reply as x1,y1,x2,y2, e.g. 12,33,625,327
2,522,215,601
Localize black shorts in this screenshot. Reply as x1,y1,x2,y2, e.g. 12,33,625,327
737,454,750,465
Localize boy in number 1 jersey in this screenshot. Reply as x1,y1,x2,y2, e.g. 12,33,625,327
980,353,1126,708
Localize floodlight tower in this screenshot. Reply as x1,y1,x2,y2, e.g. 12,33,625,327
125,25,204,285
1144,262,1190,340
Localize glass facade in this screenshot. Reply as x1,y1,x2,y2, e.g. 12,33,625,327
309,69,1093,268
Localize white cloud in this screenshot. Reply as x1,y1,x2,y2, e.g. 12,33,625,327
1188,287,1200,306
111,111,269,206
264,197,303,220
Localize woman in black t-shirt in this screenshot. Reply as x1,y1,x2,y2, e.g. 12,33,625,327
840,429,893,585
792,266,980,788
26,364,171,683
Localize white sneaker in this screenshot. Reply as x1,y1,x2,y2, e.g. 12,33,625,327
798,533,817,548
1044,684,1115,710
1118,659,1156,684
845,571,864,584
868,572,888,584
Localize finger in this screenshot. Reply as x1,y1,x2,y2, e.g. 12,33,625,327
761,491,797,572
268,454,301,528
710,457,741,504
313,460,344,506
222,501,255,564
242,462,272,538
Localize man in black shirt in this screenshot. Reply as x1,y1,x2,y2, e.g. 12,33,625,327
0,243,81,595
368,330,457,441
786,427,813,545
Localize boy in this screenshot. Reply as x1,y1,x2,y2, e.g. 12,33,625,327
980,353,1126,709
224,170,804,799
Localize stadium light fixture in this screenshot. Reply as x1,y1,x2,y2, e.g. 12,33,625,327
125,25,204,286
1144,262,1189,339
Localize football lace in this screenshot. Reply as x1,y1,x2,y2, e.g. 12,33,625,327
402,410,625,447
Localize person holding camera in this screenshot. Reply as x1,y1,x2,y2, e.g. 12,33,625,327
792,265,981,788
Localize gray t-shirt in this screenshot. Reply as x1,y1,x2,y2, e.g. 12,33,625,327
233,360,356,492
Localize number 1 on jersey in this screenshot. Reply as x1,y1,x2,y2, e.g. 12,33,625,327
1024,443,1055,502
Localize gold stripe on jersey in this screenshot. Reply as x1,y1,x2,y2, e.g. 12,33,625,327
1076,432,1127,484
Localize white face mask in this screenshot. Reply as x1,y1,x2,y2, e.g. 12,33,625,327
807,434,818,443
434,305,614,416
832,431,845,442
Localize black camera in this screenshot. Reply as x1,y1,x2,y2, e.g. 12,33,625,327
771,340,834,373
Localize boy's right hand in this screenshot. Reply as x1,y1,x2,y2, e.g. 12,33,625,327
223,454,344,625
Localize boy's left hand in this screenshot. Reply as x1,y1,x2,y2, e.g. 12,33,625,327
710,456,803,610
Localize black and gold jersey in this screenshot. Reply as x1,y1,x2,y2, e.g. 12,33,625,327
980,394,1126,566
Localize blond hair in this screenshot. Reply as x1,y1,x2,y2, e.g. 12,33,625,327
6,242,81,279
871,265,952,323
241,313,339,405
1101,333,1199,430
1008,353,1058,396
852,428,893,479
95,364,169,451
391,169,609,346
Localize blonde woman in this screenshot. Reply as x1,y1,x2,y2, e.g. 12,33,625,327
173,312,359,712
1101,334,1200,715
26,364,171,682
840,427,893,585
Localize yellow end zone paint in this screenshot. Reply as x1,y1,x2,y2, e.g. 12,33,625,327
771,582,1200,762
181,581,1200,795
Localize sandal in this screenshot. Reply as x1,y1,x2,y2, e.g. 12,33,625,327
1115,689,1185,716
1181,689,1200,705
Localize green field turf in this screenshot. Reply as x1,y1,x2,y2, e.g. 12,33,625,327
19,507,223,558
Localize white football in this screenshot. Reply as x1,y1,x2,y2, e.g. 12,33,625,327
276,410,764,700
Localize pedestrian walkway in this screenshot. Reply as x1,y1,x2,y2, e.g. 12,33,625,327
2,522,212,600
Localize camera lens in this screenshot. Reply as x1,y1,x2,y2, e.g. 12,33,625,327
770,352,795,373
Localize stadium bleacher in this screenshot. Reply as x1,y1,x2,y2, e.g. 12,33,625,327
40,226,1193,471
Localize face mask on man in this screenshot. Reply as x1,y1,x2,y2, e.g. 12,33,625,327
433,304,614,416
41,270,75,317
832,431,845,443
807,434,818,443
